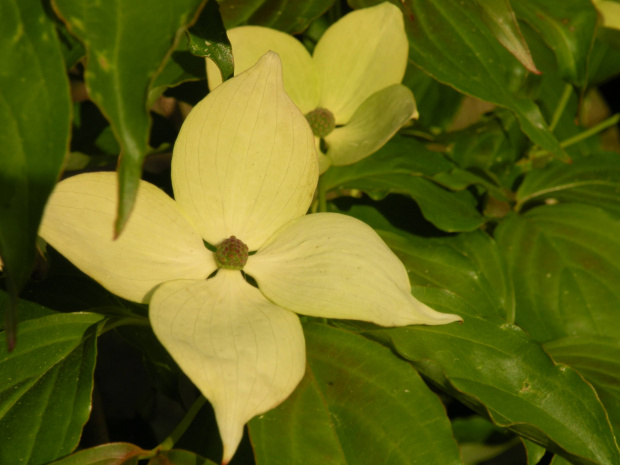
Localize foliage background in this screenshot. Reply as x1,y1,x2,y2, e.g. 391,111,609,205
2,0,620,464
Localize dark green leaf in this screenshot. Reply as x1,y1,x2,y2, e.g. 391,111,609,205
187,0,233,82
322,136,485,232
522,439,547,465
49,443,147,465
0,0,72,347
512,0,598,88
402,62,463,131
367,288,620,465
250,323,462,465
496,204,620,342
515,152,620,215
148,449,218,465
545,336,620,437
52,0,205,233
0,312,104,465
219,0,335,34
476,0,540,74
350,0,568,162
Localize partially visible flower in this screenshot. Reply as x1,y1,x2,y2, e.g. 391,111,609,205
208,2,417,173
594,0,620,29
40,53,459,464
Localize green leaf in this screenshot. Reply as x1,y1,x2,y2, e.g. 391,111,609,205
402,62,463,131
515,152,620,215
219,0,335,34
496,204,620,342
322,136,485,232
512,0,598,88
476,0,540,74
148,449,217,465
187,0,233,82
0,312,104,465
250,323,462,465
49,443,147,465
149,39,207,106
0,0,71,346
367,288,620,465
350,0,568,162
545,336,620,437
522,438,547,464
52,0,205,234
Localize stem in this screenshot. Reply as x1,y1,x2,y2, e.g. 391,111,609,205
157,396,207,452
559,113,620,149
317,175,327,213
528,113,620,160
549,84,572,132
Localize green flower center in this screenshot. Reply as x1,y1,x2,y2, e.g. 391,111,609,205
215,236,249,270
305,107,336,138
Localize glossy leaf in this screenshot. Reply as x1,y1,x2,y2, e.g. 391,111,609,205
49,443,147,465
496,204,620,342
367,288,620,465
512,0,598,88
52,0,205,233
515,152,620,215
0,312,104,465
249,323,462,465
545,336,620,437
149,449,218,465
322,136,485,232
0,0,71,345
350,0,568,162
187,0,233,81
476,0,540,74
219,0,334,34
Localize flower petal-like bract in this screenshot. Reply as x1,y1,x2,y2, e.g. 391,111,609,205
175,52,318,251
312,2,409,124
39,172,214,302
150,271,305,464
325,84,417,166
246,213,462,326
207,26,319,114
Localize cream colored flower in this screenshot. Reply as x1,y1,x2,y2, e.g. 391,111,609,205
207,2,417,173
40,53,459,464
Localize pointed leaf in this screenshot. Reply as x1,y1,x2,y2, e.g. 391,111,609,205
0,0,71,344
476,0,540,74
515,152,620,215
187,0,233,81
149,449,218,465
496,204,620,343
0,312,104,465
322,136,485,232
250,323,462,465
367,288,620,465
545,336,620,437
512,0,598,88
52,0,206,233
49,443,147,465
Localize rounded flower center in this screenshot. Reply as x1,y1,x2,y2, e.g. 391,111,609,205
305,107,336,138
215,236,249,270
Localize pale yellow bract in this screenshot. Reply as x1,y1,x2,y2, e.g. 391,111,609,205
39,52,460,464
207,2,418,173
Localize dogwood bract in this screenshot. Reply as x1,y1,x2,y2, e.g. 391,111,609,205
40,52,460,464
207,2,417,173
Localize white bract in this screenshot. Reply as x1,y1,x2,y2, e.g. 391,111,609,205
40,52,460,464
207,2,417,173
